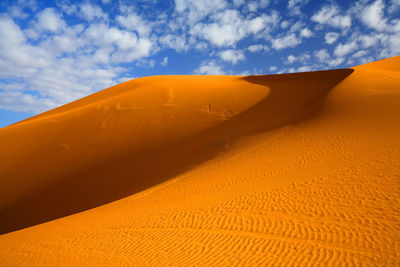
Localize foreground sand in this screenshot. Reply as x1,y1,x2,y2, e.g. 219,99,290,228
0,56,399,266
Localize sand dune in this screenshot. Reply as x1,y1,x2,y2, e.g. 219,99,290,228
0,56,399,265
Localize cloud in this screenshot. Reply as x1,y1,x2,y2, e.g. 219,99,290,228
174,0,227,25
357,34,380,48
190,10,243,46
116,12,151,36
271,33,301,50
358,0,400,32
8,6,29,19
0,15,26,47
324,32,340,44
297,65,312,72
314,49,330,62
248,44,269,53
329,57,345,67
0,91,57,113
191,9,279,46
195,60,225,75
300,28,313,38
36,8,65,33
247,0,270,12
219,49,245,64
85,23,138,51
352,50,368,58
311,5,351,29
286,55,296,64
360,0,387,31
285,53,310,64
389,0,400,13
0,11,155,114
159,34,188,51
280,20,290,29
233,0,245,7
79,3,108,21
334,41,358,57
287,0,310,15
161,57,168,66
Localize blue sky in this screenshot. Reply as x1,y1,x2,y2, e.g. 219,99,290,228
0,0,399,127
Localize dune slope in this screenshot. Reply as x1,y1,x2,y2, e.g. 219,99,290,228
0,56,399,266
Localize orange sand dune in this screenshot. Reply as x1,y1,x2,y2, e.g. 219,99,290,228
0,56,399,265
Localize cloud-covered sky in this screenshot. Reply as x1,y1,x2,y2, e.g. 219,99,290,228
0,0,399,127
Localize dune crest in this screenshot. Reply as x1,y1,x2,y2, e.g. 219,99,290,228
0,56,399,266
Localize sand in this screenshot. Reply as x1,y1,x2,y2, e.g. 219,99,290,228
0,56,399,266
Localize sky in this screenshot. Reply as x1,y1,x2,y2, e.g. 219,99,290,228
0,0,399,127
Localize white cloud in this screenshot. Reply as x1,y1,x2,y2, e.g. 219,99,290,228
248,44,269,53
360,0,387,31
36,8,65,33
286,54,296,64
334,41,358,57
79,3,108,21
0,11,156,114
136,59,155,68
358,0,400,32
388,33,400,51
288,21,304,33
300,28,313,38
280,20,290,29
269,66,277,71
195,42,208,51
174,0,227,25
0,16,49,71
247,0,270,12
116,12,151,37
195,60,225,75
8,6,29,19
161,57,168,66
191,10,279,47
0,91,57,113
352,50,368,58
59,4,78,16
271,33,301,50
311,5,351,29
285,53,310,64
389,0,400,13
329,57,345,67
0,15,26,46
190,10,243,46
288,0,310,15
324,32,340,44
233,0,245,7
297,65,312,72
159,34,188,51
85,24,138,50
314,49,330,62
357,34,380,48
219,49,245,64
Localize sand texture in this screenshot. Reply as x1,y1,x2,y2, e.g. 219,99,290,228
0,56,399,266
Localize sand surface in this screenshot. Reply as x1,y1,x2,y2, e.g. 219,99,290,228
0,56,399,266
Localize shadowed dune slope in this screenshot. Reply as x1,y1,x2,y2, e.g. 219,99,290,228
0,56,399,266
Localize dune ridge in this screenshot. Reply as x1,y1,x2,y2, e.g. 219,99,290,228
0,56,399,266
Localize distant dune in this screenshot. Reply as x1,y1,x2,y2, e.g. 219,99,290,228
0,56,399,266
